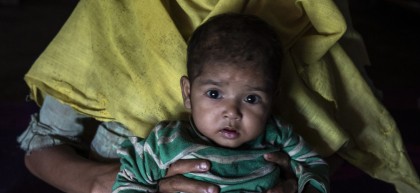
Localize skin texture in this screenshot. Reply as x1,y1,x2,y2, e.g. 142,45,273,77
181,64,273,148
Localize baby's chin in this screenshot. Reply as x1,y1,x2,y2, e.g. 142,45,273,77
211,138,247,149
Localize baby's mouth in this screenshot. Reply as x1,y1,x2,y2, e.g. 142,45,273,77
219,128,239,139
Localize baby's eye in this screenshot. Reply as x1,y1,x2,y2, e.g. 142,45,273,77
244,95,261,104
206,90,221,99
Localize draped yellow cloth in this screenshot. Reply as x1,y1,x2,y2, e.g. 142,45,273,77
24,0,419,192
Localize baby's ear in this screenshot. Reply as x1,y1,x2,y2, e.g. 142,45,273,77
180,76,192,109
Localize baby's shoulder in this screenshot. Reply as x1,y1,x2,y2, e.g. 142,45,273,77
151,119,190,136
268,116,293,131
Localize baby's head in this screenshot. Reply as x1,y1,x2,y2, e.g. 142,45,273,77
186,13,282,91
181,13,283,148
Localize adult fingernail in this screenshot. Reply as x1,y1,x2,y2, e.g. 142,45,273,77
199,162,208,170
264,154,272,160
207,186,218,193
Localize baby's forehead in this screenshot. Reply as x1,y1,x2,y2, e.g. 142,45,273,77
191,62,278,93
199,62,269,81
197,61,257,74
201,60,265,71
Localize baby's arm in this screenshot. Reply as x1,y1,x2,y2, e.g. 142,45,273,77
112,137,164,193
279,124,329,193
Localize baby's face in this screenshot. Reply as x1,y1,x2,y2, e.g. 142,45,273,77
181,63,273,148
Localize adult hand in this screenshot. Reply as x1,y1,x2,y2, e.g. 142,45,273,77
158,159,220,193
264,152,298,193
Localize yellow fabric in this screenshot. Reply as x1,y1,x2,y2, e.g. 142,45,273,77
24,0,419,192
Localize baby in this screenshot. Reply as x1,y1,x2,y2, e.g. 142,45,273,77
112,13,329,193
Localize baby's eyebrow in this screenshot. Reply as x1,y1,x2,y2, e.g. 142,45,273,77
245,85,270,94
197,79,225,86
247,85,268,92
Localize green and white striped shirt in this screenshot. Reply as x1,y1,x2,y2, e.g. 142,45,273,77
113,117,329,193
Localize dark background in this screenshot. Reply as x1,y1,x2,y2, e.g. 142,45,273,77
1,0,419,192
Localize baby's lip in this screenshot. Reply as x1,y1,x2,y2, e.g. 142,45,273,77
219,127,239,139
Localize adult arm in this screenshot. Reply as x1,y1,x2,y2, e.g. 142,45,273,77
25,145,120,193
19,95,115,193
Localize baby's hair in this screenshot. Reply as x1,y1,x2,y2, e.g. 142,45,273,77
187,13,283,91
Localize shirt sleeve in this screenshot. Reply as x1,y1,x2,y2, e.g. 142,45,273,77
276,119,330,193
17,95,91,153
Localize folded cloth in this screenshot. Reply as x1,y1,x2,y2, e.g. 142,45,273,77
24,0,420,192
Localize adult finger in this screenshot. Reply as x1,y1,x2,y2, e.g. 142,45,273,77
165,159,210,177
264,151,296,180
264,151,291,169
158,174,219,193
